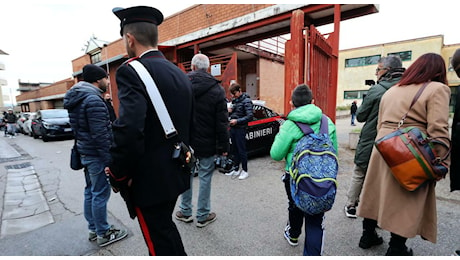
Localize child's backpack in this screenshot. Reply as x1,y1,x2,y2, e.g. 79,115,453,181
289,115,338,215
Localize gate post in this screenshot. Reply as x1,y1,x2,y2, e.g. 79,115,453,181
284,10,305,115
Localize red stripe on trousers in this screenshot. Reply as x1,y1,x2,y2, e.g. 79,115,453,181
135,207,156,256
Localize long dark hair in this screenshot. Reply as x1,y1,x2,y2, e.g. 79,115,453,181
397,53,447,86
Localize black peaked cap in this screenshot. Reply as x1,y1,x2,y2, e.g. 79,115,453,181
113,6,164,36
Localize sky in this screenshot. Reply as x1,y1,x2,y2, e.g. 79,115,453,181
0,1,459,91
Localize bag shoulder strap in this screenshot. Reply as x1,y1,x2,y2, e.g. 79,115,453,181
128,60,177,139
399,82,429,128
295,114,329,135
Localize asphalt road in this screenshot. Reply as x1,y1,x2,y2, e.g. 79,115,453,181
0,117,459,256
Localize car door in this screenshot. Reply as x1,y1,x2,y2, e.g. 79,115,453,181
31,111,43,138
246,105,278,156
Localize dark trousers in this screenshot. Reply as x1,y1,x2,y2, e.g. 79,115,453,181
135,200,186,256
283,173,325,256
230,127,248,171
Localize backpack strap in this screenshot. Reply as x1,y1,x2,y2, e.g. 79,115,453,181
295,114,329,135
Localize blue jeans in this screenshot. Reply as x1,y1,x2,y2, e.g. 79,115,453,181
179,156,215,222
351,113,356,125
81,155,111,236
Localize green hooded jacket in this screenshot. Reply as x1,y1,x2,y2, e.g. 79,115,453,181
270,104,338,171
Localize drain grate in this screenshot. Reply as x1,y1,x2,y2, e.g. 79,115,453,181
5,162,32,169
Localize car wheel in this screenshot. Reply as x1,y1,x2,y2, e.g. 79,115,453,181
42,134,49,142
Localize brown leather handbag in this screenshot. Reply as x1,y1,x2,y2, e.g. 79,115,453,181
374,82,451,191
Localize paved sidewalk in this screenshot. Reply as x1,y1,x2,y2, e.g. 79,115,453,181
0,116,459,256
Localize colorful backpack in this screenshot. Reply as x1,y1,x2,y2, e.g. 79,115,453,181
289,115,338,215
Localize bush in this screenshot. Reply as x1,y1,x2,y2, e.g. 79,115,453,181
336,105,350,111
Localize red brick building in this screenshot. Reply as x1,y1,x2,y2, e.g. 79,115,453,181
16,4,378,119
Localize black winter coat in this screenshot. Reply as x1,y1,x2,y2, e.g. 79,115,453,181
451,86,460,191
4,113,17,123
109,50,193,208
188,69,229,157
63,81,112,166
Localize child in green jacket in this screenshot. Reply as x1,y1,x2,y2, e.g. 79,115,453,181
270,83,338,256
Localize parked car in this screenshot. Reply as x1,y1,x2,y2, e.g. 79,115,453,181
218,101,284,173
16,112,34,134
23,112,37,136
31,109,73,142
230,100,285,158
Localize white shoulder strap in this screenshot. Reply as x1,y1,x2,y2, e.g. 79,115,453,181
128,60,177,138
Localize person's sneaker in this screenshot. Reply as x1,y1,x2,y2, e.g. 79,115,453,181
344,205,357,218
225,169,240,176
97,226,128,247
283,224,299,246
175,211,193,223
238,170,249,180
89,225,114,242
358,231,383,249
385,246,414,256
88,231,97,242
196,212,217,228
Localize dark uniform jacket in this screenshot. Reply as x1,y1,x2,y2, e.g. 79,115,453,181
109,50,193,208
63,81,112,166
188,69,229,157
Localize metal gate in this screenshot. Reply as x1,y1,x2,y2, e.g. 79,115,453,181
284,8,339,122
307,25,337,122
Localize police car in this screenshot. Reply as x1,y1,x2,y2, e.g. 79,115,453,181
233,100,285,157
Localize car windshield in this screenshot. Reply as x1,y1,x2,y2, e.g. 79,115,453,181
41,110,68,119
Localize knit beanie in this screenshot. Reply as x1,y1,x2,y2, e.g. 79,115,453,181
291,84,313,108
452,48,460,78
82,64,107,83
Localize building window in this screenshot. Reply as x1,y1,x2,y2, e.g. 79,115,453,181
344,90,368,99
91,52,102,64
387,50,412,61
345,55,381,68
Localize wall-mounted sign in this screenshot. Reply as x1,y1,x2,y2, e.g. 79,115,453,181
211,64,221,76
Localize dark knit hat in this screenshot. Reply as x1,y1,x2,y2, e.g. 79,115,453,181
291,84,313,108
82,64,107,83
452,48,460,78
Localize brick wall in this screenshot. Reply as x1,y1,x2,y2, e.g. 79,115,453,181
159,4,273,43
16,79,75,110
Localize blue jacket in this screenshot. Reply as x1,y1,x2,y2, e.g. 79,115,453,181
229,93,253,127
63,81,112,166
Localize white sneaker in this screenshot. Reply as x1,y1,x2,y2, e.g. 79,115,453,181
238,170,249,180
225,169,240,176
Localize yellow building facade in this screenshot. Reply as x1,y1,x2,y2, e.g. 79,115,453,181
337,35,460,111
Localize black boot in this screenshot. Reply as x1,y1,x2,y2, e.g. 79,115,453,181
385,246,414,256
359,218,383,249
359,231,384,249
385,232,413,256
